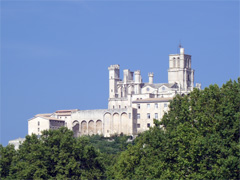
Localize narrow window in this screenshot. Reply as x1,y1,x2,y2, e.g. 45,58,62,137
137,104,140,109
119,105,121,109
155,103,158,109
38,128,40,132
129,113,131,119
147,113,150,119
155,113,158,119
113,105,115,109
147,123,150,128
38,121,40,126
147,104,150,108
164,103,168,108
137,113,140,119
137,124,140,128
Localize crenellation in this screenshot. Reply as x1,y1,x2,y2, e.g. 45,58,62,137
108,64,120,70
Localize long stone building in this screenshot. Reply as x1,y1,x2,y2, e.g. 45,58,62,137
28,46,201,137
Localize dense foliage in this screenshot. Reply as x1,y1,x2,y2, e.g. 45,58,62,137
1,128,105,179
110,78,240,179
0,144,16,178
86,134,133,177
1,78,239,179
87,134,131,154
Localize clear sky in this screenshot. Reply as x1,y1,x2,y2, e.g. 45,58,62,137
1,0,239,146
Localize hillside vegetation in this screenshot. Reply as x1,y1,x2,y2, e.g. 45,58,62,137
1,78,239,179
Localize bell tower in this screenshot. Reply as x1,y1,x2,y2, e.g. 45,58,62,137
168,46,194,92
108,64,120,98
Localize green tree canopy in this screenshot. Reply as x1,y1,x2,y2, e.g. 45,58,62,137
2,127,105,179
111,78,240,179
0,144,16,178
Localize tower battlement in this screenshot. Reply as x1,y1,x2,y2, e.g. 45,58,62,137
148,72,154,76
108,64,120,70
134,70,141,75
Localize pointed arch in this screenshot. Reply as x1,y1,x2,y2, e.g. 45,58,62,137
96,120,103,135
121,112,128,135
113,113,120,134
88,120,94,135
81,120,87,135
72,120,80,137
104,113,111,137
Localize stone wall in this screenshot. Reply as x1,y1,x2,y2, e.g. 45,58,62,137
71,109,134,137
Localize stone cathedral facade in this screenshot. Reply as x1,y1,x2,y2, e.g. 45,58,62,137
28,47,201,137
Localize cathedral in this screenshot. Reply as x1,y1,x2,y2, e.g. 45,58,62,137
28,46,201,137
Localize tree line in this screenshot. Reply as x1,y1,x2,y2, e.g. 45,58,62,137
1,78,239,179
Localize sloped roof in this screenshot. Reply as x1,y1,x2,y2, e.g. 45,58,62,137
55,109,78,113
55,113,71,116
35,113,52,117
29,114,65,121
46,117,65,121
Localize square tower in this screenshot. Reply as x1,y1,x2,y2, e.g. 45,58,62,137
108,64,120,98
168,47,194,92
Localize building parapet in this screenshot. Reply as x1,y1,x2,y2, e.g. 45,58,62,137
108,97,128,101
132,97,173,103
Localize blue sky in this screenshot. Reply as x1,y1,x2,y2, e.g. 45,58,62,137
1,1,239,146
